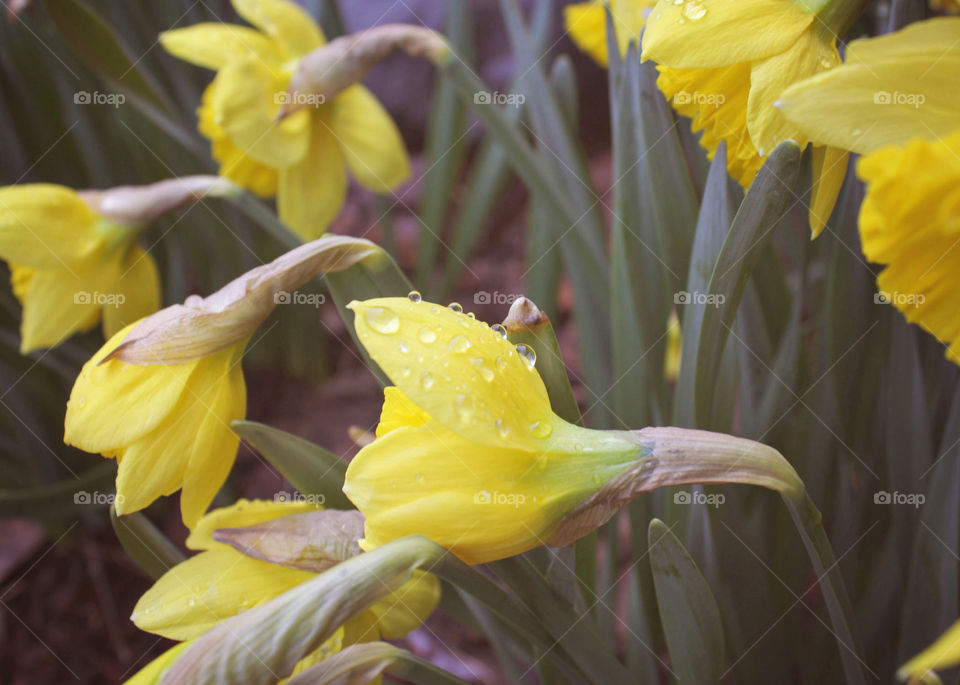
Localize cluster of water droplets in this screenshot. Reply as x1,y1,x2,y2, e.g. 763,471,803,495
652,0,707,23
359,292,556,443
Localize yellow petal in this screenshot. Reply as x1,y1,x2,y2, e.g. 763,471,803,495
64,326,197,453
124,641,192,685
375,386,430,437
642,0,813,68
213,58,311,168
277,114,347,239
18,267,102,353
368,570,441,639
746,28,836,155
232,0,325,58
808,145,848,239
856,130,960,362
159,24,284,70
132,546,312,640
199,82,279,198
187,498,325,551
657,63,763,187
776,18,960,154
899,618,960,681
565,2,611,66
0,185,100,267
102,247,161,339
329,85,411,193
345,421,626,564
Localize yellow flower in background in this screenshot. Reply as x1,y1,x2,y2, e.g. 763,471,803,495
343,297,647,564
565,0,656,66
64,325,247,527
641,0,865,237
898,618,960,684
0,184,159,353
776,19,960,362
128,499,440,683
161,0,410,239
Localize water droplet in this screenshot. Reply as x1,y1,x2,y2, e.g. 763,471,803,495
415,472,425,483
471,358,495,382
78,395,87,407
398,342,409,354
187,598,196,607
529,420,553,438
467,312,476,319
851,127,863,137
495,355,508,371
399,366,411,379
420,372,435,389
407,290,422,303
364,306,399,334
681,1,706,20
418,326,437,344
495,418,509,437
516,344,537,369
448,302,463,313
447,335,473,354
491,323,508,339
592,472,601,483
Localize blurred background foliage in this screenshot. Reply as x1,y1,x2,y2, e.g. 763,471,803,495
2,0,958,683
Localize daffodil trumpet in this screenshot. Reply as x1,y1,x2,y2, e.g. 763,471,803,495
64,235,387,526
0,175,234,352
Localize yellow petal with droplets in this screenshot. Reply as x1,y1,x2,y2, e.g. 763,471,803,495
160,24,284,70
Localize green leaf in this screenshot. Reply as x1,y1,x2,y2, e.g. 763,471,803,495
693,141,802,429
230,420,352,510
110,507,186,581
649,519,726,685
0,461,116,518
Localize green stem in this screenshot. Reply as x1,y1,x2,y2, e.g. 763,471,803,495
783,491,866,685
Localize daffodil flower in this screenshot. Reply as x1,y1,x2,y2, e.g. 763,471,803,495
898,617,960,684
128,499,439,684
564,0,655,66
160,0,415,239
343,297,803,564
641,0,870,236
776,18,960,361
64,235,383,527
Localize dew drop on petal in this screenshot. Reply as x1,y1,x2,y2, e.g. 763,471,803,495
495,418,509,437
681,1,706,20
418,326,437,344
495,355,508,371
491,323,507,339
420,371,435,390
516,344,537,369
448,335,473,354
398,342,410,354
415,472,425,483
448,302,463,313
364,306,399,334
471,357,495,382
529,420,552,438
467,312,476,319
407,290,422,303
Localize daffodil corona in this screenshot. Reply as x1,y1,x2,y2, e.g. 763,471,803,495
641,0,869,236
161,0,414,239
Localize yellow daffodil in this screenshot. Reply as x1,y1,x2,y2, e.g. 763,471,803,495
641,0,868,237
128,499,439,684
0,184,158,353
64,324,247,527
898,618,960,684
161,0,411,239
343,297,803,564
776,18,960,361
564,0,656,66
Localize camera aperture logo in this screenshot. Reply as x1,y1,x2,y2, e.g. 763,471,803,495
75,291,125,307
874,290,924,308
74,490,124,505
874,491,924,508
474,489,525,508
474,290,520,305
674,90,725,108
74,90,125,108
274,490,325,505
273,290,326,308
274,91,325,107
674,490,726,508
674,290,725,308
873,90,925,108
474,90,525,107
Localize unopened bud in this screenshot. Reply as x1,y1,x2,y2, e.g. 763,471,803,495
79,175,238,226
